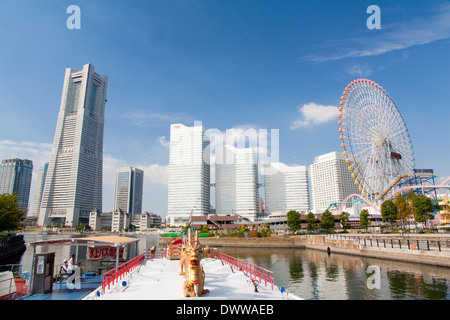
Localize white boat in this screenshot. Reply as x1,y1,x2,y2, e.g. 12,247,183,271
19,233,301,301
84,254,300,300
83,234,301,300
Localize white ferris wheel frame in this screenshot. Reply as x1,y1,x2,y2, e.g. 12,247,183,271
338,79,415,202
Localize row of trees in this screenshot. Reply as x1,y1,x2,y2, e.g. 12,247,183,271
381,191,434,231
287,209,335,233
287,190,434,232
287,209,368,233
287,190,435,234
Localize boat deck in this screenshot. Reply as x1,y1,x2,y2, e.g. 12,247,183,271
84,258,300,300
22,275,103,300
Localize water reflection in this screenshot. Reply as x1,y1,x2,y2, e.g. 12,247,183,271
219,247,450,300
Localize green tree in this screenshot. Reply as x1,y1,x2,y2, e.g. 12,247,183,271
0,193,24,231
76,223,92,232
287,210,301,232
320,210,335,233
259,223,271,236
339,211,350,231
381,199,398,231
394,194,413,231
306,212,319,233
181,223,192,234
359,209,370,231
199,224,209,234
238,224,249,233
412,194,434,228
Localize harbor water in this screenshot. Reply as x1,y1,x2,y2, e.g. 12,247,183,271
11,233,450,300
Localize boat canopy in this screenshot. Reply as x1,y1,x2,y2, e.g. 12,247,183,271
25,236,140,297
28,235,139,247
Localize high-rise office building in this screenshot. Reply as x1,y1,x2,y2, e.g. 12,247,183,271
310,151,360,213
0,158,33,213
114,167,144,214
31,162,49,217
263,162,310,214
215,145,259,221
167,123,210,226
38,64,108,226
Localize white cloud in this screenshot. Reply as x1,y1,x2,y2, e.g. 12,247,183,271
123,111,193,127
299,3,450,63
346,64,373,77
0,140,53,215
141,163,169,185
103,154,169,186
0,140,52,172
157,136,170,148
102,154,168,212
289,103,339,129
103,154,125,188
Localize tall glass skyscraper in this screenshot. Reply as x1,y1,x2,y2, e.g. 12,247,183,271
167,123,210,226
38,64,108,226
263,162,310,214
215,145,259,221
0,158,33,214
114,167,144,214
31,162,48,218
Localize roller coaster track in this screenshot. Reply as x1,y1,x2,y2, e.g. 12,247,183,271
375,174,437,202
336,177,450,215
384,177,450,201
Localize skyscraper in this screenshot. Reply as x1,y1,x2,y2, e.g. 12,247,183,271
0,158,33,213
114,167,144,214
263,162,310,215
38,64,108,226
310,151,360,213
215,145,259,221
167,123,210,226
31,162,49,218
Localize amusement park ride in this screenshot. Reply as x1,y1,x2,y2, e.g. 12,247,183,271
335,78,450,221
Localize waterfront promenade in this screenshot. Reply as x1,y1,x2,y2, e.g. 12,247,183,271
159,234,450,268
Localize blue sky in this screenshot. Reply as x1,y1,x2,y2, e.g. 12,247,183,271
0,0,449,217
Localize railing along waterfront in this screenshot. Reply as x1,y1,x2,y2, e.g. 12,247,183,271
326,234,450,252
100,249,275,292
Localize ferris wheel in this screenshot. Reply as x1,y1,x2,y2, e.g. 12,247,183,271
338,78,415,202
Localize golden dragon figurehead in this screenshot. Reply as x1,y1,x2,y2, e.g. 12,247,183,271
184,230,203,279
181,229,209,297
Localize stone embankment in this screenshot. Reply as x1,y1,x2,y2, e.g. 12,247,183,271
0,234,26,261
307,234,450,268
158,234,450,268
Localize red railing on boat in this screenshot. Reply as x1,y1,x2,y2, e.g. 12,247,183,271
101,253,146,291
211,252,275,289
101,249,275,291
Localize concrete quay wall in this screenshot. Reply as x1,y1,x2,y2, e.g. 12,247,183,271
159,235,450,268
304,235,450,268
